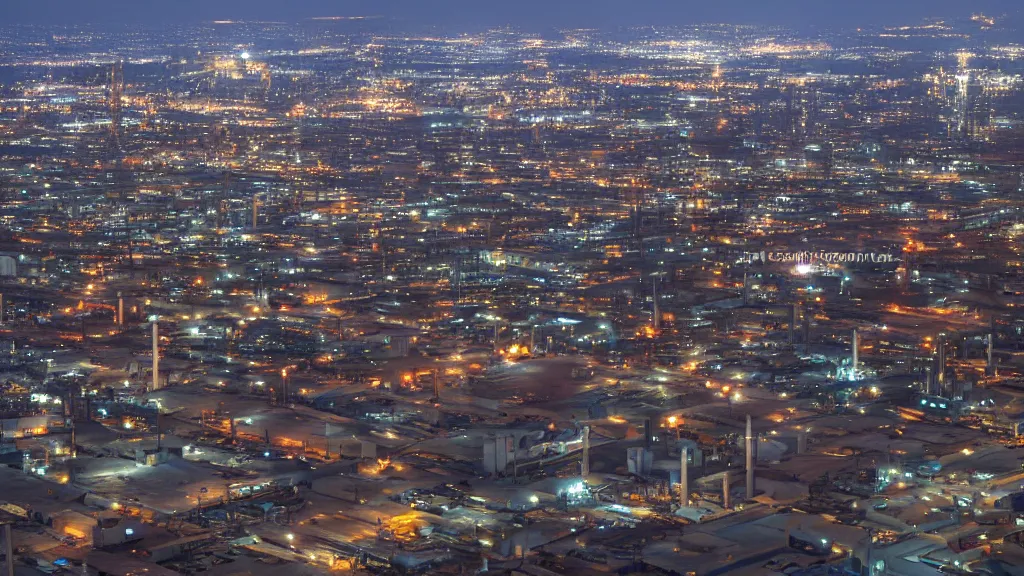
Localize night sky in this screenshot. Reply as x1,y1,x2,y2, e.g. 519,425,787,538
4,0,1021,29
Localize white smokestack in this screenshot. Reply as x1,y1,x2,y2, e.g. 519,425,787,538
745,414,754,499
581,426,590,478
680,446,688,508
987,333,994,374
152,320,159,391
852,329,859,374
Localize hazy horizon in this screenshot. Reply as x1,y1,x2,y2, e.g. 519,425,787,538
5,0,1021,31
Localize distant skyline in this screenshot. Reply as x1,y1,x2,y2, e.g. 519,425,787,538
4,0,1021,30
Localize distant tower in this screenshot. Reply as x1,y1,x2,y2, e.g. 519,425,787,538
624,185,644,256
745,414,755,499
109,60,124,152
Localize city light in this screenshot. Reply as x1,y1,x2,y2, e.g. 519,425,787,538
0,9,1015,574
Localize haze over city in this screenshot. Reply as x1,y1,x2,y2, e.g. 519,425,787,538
5,0,1022,28
0,3,1023,576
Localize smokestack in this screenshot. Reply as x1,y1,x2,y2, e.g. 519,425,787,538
151,319,159,391
788,304,796,345
680,446,689,508
987,333,995,375
852,329,859,374
644,418,653,447
117,292,124,327
745,414,754,500
802,302,810,353
652,276,660,331
581,426,590,478
252,195,259,229
433,368,440,401
4,523,13,576
722,471,730,509
742,272,748,306
797,430,807,455
937,335,946,389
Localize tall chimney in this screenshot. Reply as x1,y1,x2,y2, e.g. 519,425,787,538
252,195,259,229
4,523,13,576
937,335,946,389
802,302,810,353
151,319,159,391
117,292,124,327
987,333,995,376
742,271,748,306
851,329,859,375
745,414,754,500
581,426,590,478
722,471,730,509
679,446,689,508
652,275,660,331
788,303,796,345
797,430,807,455
433,368,440,401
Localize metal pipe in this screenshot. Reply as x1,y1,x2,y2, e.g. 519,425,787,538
723,471,730,509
